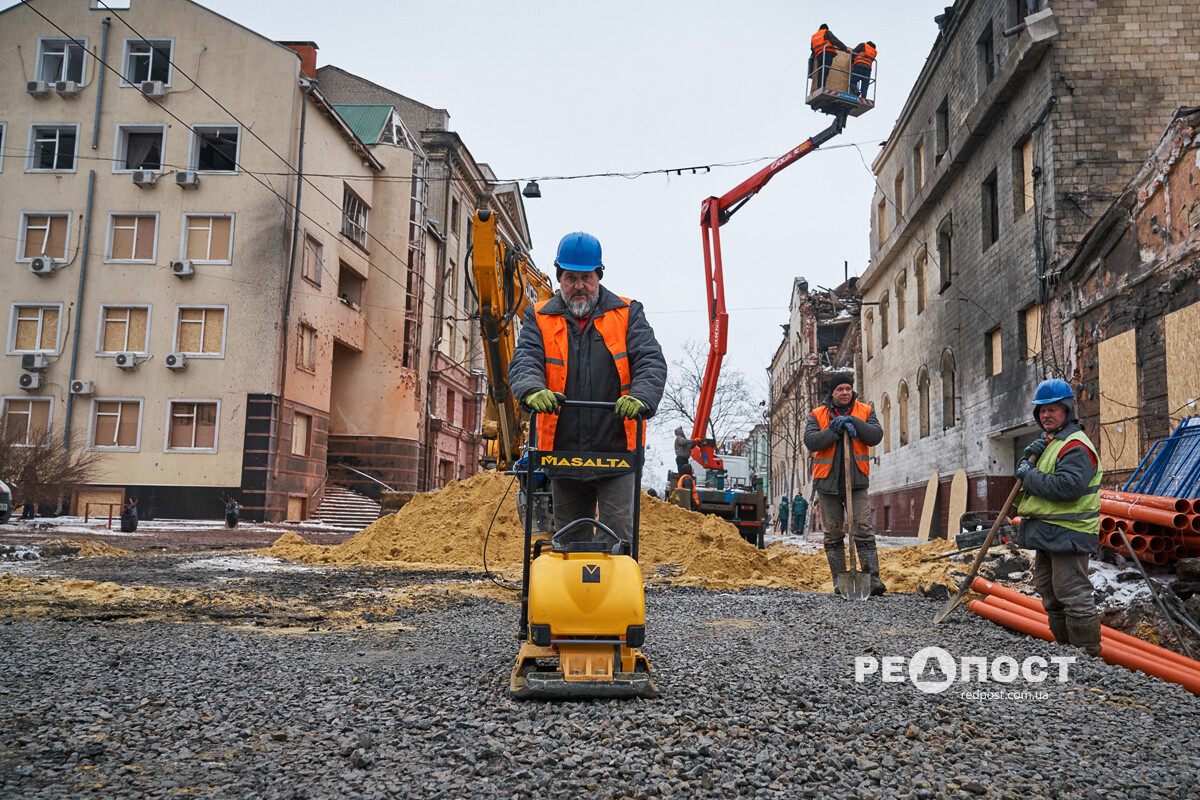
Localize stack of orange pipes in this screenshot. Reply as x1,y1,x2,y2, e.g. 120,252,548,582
1098,490,1200,565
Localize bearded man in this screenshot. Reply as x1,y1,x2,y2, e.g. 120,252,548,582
508,231,667,542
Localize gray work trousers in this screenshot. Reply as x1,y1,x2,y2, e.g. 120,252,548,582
817,489,873,548
1033,550,1096,619
552,473,636,543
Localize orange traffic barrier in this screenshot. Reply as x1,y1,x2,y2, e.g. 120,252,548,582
1099,499,1188,531
1100,490,1191,514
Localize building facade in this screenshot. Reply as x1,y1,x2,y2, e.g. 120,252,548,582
858,0,1200,536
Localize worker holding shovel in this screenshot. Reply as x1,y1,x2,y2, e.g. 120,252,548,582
804,374,885,595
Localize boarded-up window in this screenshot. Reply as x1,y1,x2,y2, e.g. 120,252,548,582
176,307,225,355
1,398,52,447
880,394,891,454
914,248,927,314
1022,304,1042,359
898,381,910,447
167,401,217,450
22,214,69,260
292,411,311,456
1165,302,1200,430
942,349,956,429
1015,135,1035,215
913,139,925,192
297,324,316,370
13,305,61,352
100,306,149,353
301,234,322,286
1098,330,1140,471
92,400,140,449
987,328,1003,376
183,215,233,262
108,215,156,261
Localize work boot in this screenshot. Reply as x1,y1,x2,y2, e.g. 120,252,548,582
1046,612,1070,645
855,540,888,597
1066,615,1103,656
825,544,847,594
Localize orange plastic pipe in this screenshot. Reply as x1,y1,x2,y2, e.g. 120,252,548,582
1100,516,1117,532
1100,490,1191,513
1192,516,1200,533
1099,499,1188,530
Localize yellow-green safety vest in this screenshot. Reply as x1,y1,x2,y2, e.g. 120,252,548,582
1016,431,1103,536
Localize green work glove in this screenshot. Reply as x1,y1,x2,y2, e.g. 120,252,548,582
524,389,558,414
614,396,645,419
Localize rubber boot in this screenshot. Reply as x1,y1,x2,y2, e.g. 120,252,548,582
825,544,847,595
855,540,887,596
1046,612,1070,645
1066,615,1103,657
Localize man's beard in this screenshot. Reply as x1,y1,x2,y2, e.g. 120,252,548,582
564,287,599,317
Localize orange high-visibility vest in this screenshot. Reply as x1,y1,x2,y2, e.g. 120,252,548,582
853,43,877,68
811,30,838,57
812,402,872,480
679,474,699,506
533,297,644,451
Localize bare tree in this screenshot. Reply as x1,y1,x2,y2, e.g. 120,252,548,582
661,339,766,449
0,425,106,512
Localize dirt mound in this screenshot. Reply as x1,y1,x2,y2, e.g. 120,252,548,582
262,471,962,593
38,539,130,558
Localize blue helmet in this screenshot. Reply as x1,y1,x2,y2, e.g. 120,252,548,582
554,231,604,274
1033,379,1074,407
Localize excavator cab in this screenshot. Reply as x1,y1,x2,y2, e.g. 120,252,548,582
806,47,875,118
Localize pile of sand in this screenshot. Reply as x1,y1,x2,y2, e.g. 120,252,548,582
262,471,962,593
38,539,130,558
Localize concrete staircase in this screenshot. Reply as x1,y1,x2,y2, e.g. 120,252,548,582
313,486,381,530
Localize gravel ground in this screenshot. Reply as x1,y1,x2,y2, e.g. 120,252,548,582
3,550,1200,800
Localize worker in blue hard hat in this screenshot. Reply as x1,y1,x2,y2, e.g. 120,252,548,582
509,231,667,543
1014,378,1104,656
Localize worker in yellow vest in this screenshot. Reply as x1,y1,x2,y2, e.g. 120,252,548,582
509,232,668,543
803,374,885,594
1014,379,1104,656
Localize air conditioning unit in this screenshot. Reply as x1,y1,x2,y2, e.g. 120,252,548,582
25,80,50,97
175,171,200,188
21,354,49,371
18,373,43,391
53,80,81,97
139,80,166,98
70,380,95,396
132,171,158,187
114,352,138,370
164,352,187,370
30,257,56,275
170,260,194,277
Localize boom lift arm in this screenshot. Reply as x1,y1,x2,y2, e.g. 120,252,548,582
691,112,848,473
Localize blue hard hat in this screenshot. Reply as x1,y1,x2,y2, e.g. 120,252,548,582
554,231,603,272
1033,379,1074,406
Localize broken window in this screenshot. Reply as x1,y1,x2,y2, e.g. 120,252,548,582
898,381,910,447
986,327,1003,376
942,349,956,429
894,170,905,220
291,411,312,456
99,306,150,353
191,125,239,172
896,271,907,332
880,394,891,454
1014,135,1035,215
918,366,930,439
20,213,70,260
301,234,323,287
935,97,949,163
880,292,890,348
183,214,233,263
342,185,369,249
176,307,225,356
297,324,317,370
123,38,172,85
29,125,79,171
913,139,925,193
167,401,218,451
982,169,999,249
114,125,165,171
38,38,87,83
977,22,996,88
10,304,62,353
107,214,157,262
914,248,927,314
937,214,953,292
91,399,141,450
1,398,52,447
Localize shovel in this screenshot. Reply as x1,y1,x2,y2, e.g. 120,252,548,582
835,430,872,600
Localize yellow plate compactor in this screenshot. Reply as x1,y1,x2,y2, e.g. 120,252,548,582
509,399,658,699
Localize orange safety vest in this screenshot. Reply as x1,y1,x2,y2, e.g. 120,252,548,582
533,297,645,452
812,402,872,480
679,474,699,506
853,43,876,68
811,30,838,57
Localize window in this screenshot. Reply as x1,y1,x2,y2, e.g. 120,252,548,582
122,38,172,85
935,97,949,163
462,396,475,430
937,214,953,292
918,366,931,439
301,234,323,287
98,305,150,354
898,381,910,447
90,399,141,451
342,186,368,248
0,123,6,173
291,411,312,456
182,214,233,263
19,213,70,261
450,197,460,236
880,292,889,348
166,401,218,452
338,262,364,308
977,23,996,87
914,248,927,314
1014,135,1035,215
106,214,158,262
896,271,907,332
864,310,874,360
876,198,888,245
987,327,1003,376
893,170,905,219
913,139,925,193
28,124,79,172
981,169,999,249
403,263,423,370
190,125,239,172
175,307,226,356
113,124,165,172
880,394,891,455
37,38,87,83
1,397,53,447
297,324,317,370
446,389,457,426
8,304,62,354
942,349,957,429
438,458,453,488
1021,304,1043,359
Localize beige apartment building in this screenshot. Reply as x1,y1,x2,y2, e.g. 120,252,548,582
0,0,448,521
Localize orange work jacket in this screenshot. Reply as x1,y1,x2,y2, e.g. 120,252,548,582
679,474,699,506
853,43,877,68
811,30,838,57
533,298,644,452
812,402,872,480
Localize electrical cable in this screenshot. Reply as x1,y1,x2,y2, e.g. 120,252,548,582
481,473,521,591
